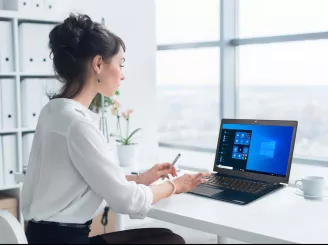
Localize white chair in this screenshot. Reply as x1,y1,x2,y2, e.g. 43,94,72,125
0,210,27,244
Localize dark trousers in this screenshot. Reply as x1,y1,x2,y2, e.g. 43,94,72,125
26,220,185,244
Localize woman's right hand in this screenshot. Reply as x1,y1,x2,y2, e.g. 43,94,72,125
173,172,212,194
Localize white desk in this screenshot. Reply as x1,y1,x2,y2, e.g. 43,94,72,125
16,163,328,243
147,187,328,244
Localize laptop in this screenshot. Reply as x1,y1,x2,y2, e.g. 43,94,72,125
189,119,298,205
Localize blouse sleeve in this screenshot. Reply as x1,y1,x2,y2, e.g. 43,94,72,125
67,120,153,218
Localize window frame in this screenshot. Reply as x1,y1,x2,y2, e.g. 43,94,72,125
156,0,328,166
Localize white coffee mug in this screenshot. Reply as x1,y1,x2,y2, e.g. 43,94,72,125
294,176,325,197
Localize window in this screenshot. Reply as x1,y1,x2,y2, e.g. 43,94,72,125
157,0,328,164
238,40,328,159
156,0,220,150
157,47,220,148
239,0,328,38
156,0,219,44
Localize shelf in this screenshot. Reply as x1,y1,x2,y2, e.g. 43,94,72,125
0,128,37,134
0,128,19,134
14,172,25,183
0,184,21,191
18,14,61,25
19,73,56,78
0,10,16,20
0,7,64,226
0,10,61,24
21,128,36,133
0,72,17,78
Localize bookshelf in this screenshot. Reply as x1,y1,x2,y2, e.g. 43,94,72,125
0,4,108,228
0,9,61,224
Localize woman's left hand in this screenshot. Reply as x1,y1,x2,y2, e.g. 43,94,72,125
140,162,178,185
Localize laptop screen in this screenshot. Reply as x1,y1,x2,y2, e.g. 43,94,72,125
216,123,294,178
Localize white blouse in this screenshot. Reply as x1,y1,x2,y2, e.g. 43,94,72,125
21,98,153,224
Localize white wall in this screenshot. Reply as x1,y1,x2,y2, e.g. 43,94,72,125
55,0,159,168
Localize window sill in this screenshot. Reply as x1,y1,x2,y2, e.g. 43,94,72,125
158,147,328,185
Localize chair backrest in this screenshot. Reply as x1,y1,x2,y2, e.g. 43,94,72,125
0,210,27,244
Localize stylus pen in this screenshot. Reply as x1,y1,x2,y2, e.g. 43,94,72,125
162,153,181,180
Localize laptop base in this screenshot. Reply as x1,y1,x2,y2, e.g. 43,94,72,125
189,183,285,205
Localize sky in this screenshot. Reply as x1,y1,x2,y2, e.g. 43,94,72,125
155,0,328,86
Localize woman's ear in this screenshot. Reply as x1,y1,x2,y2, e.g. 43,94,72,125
92,55,103,75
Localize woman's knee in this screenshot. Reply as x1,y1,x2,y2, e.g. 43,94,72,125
146,228,186,244
159,228,174,234
161,232,185,244
171,233,185,244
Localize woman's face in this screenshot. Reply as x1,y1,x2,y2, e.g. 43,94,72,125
98,46,125,97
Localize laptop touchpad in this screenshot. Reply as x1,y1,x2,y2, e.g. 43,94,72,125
193,186,224,196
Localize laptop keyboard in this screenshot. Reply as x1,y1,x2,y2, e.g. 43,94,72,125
204,175,272,194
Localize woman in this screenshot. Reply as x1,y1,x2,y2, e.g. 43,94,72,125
21,13,210,244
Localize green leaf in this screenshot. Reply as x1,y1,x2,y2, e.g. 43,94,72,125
126,128,141,142
115,90,120,96
89,93,117,113
116,138,129,145
110,133,124,139
104,97,114,107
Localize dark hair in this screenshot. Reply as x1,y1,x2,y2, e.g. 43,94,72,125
48,13,125,99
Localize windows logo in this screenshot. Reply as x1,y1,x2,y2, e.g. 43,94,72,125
260,141,276,158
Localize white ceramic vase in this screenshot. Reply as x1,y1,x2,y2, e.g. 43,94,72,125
117,144,138,167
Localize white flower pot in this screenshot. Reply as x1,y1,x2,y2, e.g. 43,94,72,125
117,144,138,167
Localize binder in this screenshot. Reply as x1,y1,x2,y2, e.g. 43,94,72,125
2,135,18,187
19,23,38,73
19,0,31,11
22,133,34,168
31,0,43,10
1,79,16,129
43,0,54,11
0,21,14,72
0,79,2,129
0,136,4,188
38,24,55,73
2,0,31,11
21,79,42,128
40,79,51,108
19,23,54,73
41,79,61,107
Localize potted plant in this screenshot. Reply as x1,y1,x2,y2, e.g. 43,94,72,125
89,91,119,113
110,100,141,167
89,92,119,142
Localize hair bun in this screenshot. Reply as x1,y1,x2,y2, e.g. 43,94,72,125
49,13,94,56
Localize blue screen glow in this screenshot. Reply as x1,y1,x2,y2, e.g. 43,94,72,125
219,124,294,176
